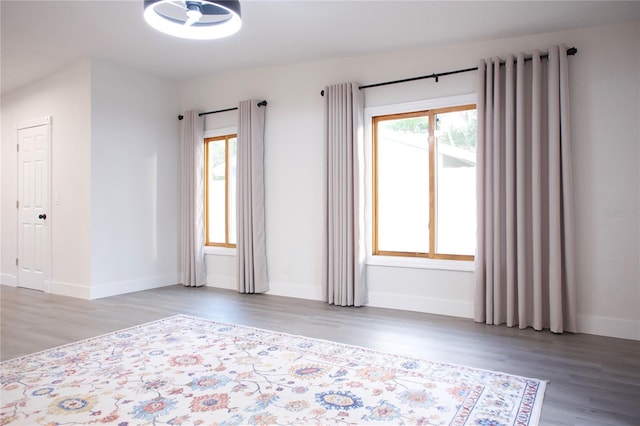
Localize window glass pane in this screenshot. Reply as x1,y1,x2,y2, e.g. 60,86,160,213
434,109,476,255
207,140,226,244
376,116,429,253
227,137,237,245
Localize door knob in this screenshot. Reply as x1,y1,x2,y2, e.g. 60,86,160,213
38,214,47,220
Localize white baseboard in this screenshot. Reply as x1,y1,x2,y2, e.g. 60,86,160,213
9,270,638,341
2,275,91,298
49,280,92,299
206,279,325,301
265,283,474,320
47,275,179,300
367,290,474,319
1,273,17,287
267,281,324,301
206,276,236,290
90,274,179,299
364,293,640,340
577,314,640,341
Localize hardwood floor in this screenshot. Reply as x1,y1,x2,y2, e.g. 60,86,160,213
1,284,639,425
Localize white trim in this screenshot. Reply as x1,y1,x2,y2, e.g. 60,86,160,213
367,255,474,272
1,274,18,287
206,275,236,290
365,94,476,118
204,246,236,256
577,314,640,341
89,275,179,300
363,94,477,270
367,290,473,318
266,281,324,301
49,280,92,299
46,275,179,300
14,116,51,130
204,126,237,139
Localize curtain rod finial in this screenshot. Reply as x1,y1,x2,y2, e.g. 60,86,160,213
178,115,184,120
567,46,578,56
257,100,267,107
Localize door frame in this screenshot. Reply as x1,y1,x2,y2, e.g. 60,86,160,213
15,116,52,292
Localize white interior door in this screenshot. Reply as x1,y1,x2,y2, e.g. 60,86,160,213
17,117,51,292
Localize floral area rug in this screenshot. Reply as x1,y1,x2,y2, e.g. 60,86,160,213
1,315,546,425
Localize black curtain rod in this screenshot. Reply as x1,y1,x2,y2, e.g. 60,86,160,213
178,100,267,120
320,47,577,96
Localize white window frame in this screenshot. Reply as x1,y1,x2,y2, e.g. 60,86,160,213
364,94,476,272
204,126,237,256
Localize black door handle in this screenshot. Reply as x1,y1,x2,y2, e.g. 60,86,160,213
38,214,47,220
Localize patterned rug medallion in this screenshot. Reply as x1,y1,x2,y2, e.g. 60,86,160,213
1,315,545,425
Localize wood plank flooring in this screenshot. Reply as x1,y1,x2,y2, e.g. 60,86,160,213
1,285,639,425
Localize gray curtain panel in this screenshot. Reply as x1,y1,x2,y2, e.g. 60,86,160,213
475,45,577,333
322,82,368,306
237,100,269,294
180,110,207,287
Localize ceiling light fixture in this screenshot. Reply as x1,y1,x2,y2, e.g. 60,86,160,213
143,0,241,40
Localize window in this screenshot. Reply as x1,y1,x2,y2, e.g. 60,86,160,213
204,133,237,247
372,104,476,260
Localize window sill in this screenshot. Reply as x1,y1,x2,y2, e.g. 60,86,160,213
366,255,474,272
204,246,236,257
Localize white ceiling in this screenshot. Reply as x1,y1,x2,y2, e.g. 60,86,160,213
2,1,639,95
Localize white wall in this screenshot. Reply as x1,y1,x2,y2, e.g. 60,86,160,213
1,60,93,292
90,60,180,299
569,21,639,340
181,20,640,340
1,59,180,299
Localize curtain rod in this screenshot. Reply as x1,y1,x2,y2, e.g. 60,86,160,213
178,100,267,120
320,46,577,96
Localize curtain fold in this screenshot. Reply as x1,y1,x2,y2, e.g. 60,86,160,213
180,110,207,287
475,45,577,333
322,82,367,307
237,100,269,294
